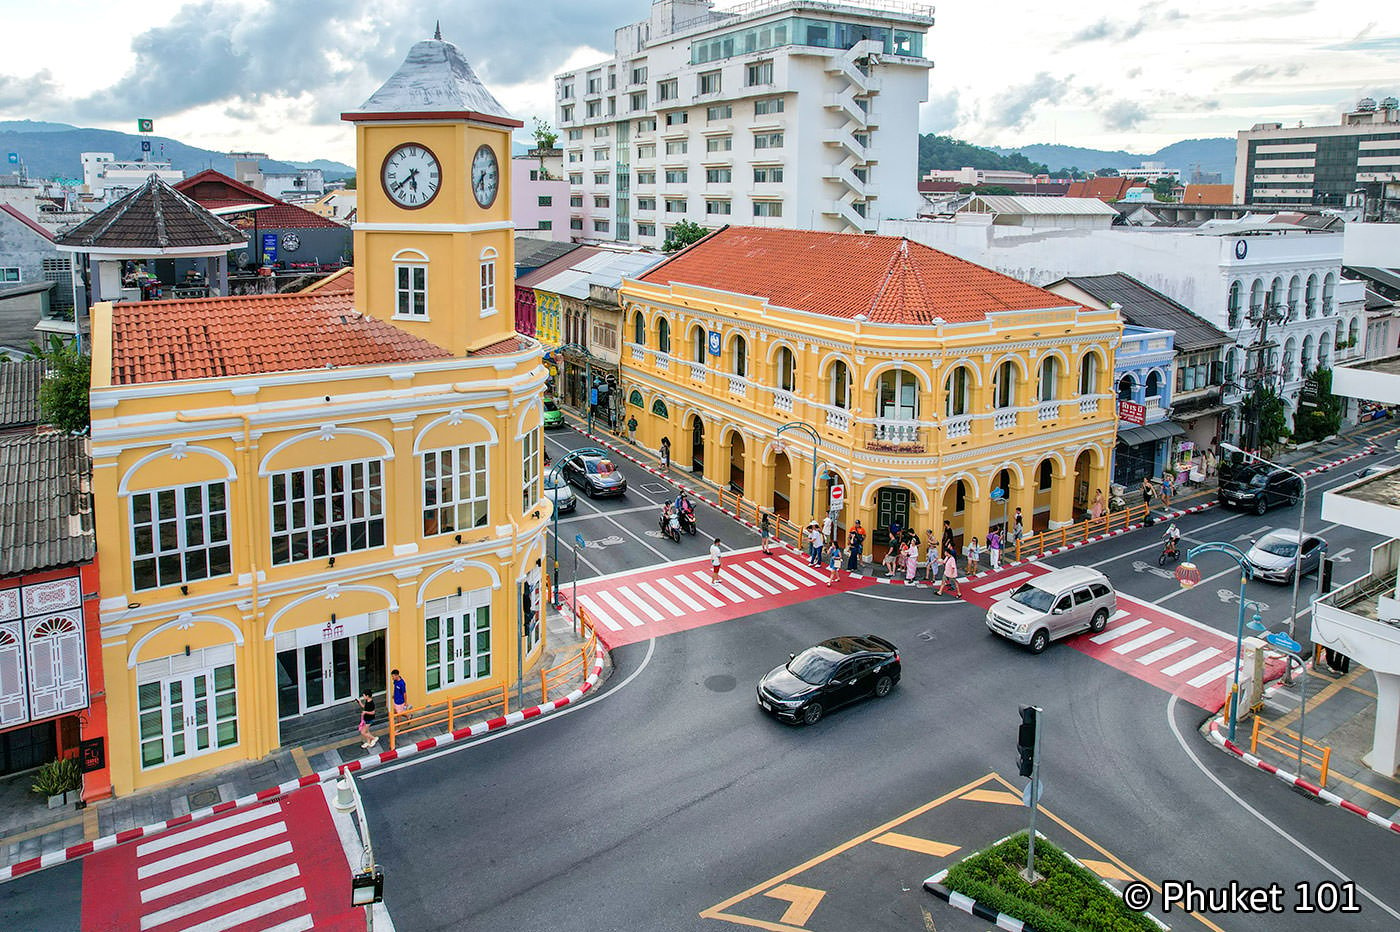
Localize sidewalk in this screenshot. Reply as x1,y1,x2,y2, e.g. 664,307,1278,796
0,605,601,872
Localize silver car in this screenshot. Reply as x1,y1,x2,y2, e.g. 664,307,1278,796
985,566,1117,654
543,469,576,514
1246,529,1325,584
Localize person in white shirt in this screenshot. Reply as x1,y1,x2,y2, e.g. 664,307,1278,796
709,538,723,584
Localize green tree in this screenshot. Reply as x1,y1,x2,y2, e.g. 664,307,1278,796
1291,366,1342,443
916,134,1049,177
531,117,559,151
1149,176,1177,201
1242,384,1288,448
342,175,356,190
662,220,709,253
1094,167,1121,177
25,335,91,434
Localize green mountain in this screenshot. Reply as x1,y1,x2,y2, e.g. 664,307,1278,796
0,122,354,182
918,134,1050,178
991,138,1236,182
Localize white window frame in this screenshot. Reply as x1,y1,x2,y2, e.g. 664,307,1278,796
479,248,498,317
130,481,233,591
422,444,490,536
136,646,237,769
522,427,541,511
393,249,429,319
24,613,86,721
269,459,385,566
0,267,20,283
424,590,492,691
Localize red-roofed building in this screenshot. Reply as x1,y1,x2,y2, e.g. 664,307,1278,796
620,226,1120,558
1066,176,1149,202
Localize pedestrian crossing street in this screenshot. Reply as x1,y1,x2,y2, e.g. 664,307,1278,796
572,545,876,648
83,786,360,932
962,564,1260,710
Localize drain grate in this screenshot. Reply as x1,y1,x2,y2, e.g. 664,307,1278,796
187,788,221,809
641,483,670,495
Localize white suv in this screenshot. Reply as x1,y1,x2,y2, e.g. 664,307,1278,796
985,566,1117,654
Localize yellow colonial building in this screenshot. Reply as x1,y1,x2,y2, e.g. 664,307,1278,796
619,226,1119,554
89,37,549,794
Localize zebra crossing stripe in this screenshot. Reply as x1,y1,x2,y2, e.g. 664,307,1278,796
636,581,685,617
1111,627,1171,655
749,561,799,591
675,574,726,608
578,597,623,631
763,559,818,587
730,563,783,595
617,586,666,622
719,571,764,600
1187,659,1239,688
693,571,746,604
597,590,646,627
654,578,705,612
1161,646,1221,676
1134,637,1196,666
971,571,1031,593
1089,618,1149,644
779,554,831,583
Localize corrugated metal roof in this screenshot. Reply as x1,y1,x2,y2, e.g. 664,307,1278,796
0,360,45,431
515,237,581,271
533,250,666,299
963,195,1119,216
0,432,94,574
1061,273,1231,352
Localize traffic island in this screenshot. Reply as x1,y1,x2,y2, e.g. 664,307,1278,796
924,831,1167,932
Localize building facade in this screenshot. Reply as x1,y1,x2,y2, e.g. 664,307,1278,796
619,226,1119,553
554,0,933,249
89,36,549,795
511,156,571,241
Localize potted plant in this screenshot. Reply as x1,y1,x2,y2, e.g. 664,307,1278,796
31,757,81,809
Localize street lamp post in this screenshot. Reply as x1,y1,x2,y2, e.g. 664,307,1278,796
1220,442,1307,641
775,421,823,527
548,446,610,607
1247,621,1309,774
1176,540,1258,742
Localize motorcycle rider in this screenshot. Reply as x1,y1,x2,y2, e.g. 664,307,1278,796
1162,521,1181,559
676,493,696,534
668,507,682,541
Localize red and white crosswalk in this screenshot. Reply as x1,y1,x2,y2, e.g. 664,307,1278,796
83,786,361,932
571,546,876,648
962,564,1276,710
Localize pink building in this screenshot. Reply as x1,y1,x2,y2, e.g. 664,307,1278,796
511,156,570,242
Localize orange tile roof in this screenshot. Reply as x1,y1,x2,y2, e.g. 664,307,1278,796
110,291,452,385
1182,184,1235,205
1066,177,1147,202
636,226,1071,324
300,266,355,294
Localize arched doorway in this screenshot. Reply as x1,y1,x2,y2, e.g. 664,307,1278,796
728,431,745,494
689,415,705,473
772,450,792,519
990,468,1013,536
941,479,969,548
873,486,911,558
1072,450,1093,519
821,468,847,545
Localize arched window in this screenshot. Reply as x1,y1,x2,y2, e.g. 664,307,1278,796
628,389,644,407
776,346,796,392
1305,274,1318,318
633,310,646,346
1268,276,1283,315
1323,272,1336,315
993,360,1017,408
1117,374,1135,401
1037,356,1060,402
479,246,498,315
1282,337,1297,382
1037,460,1053,491
1348,317,1360,349
657,317,671,354
830,360,850,409
878,368,920,421
692,326,706,363
1078,353,1100,395
1227,281,1242,328
1301,333,1314,373
1248,278,1264,317
392,248,429,319
1287,275,1301,320
1319,339,1331,369
945,365,972,416
1225,349,1240,382
651,398,669,418
731,335,747,377
1145,370,1162,402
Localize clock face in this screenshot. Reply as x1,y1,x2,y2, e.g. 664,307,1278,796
381,143,441,209
471,144,499,208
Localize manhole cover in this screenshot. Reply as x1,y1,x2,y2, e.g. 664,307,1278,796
188,788,221,809
642,483,670,494
704,674,737,692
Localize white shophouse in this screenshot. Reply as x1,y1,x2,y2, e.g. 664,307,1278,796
554,0,933,249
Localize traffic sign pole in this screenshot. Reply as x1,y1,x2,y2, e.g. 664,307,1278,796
573,533,585,634
1025,707,1043,883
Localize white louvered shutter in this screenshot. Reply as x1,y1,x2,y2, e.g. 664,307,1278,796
54,615,88,713
26,627,59,719
0,624,28,726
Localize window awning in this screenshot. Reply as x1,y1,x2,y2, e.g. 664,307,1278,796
1117,421,1186,447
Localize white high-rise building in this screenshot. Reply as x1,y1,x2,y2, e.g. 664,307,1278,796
554,0,933,248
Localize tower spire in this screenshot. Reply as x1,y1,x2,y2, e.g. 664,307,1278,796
434,20,441,40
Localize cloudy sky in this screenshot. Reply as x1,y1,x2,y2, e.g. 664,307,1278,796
0,0,1395,164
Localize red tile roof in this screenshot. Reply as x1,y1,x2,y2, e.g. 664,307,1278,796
0,203,54,242
636,226,1070,324
1066,177,1146,202
299,266,354,294
110,291,452,385
175,170,345,230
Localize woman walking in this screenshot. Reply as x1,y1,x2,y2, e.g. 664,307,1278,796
356,689,378,750
965,536,981,577
826,542,844,586
760,511,773,555
988,527,1002,572
904,536,920,584
937,548,961,598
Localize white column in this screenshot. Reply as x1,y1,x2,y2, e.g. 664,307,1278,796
1367,672,1400,778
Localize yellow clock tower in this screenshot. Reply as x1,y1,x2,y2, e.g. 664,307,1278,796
344,32,524,353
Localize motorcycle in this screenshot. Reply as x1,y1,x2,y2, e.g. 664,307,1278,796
678,508,697,536
660,510,681,542
1158,536,1180,566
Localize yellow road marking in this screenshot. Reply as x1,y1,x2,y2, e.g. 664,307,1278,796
872,832,960,858
83,805,100,841
959,788,1023,805
290,745,313,778
1269,666,1364,730
1079,858,1135,881
764,884,825,927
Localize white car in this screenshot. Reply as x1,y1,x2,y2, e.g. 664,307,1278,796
544,470,576,514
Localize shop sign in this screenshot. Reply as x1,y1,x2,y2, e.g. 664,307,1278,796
1117,399,1147,425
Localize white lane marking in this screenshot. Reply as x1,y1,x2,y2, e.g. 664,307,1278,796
971,571,1032,593
750,560,799,591
1161,647,1223,676
695,571,746,603
730,564,782,595
141,841,294,902
1111,627,1172,655
1135,637,1197,666
637,582,684,617
137,806,280,856
257,917,315,932
765,560,818,588
578,596,622,631
1156,564,1240,602
177,889,310,932
1167,694,1400,924
138,822,287,879
597,590,645,627
778,554,831,583
1088,618,1150,644
139,864,302,930
718,570,764,599
655,578,705,612
1187,659,1239,688
615,586,663,623
851,590,963,604
675,574,726,607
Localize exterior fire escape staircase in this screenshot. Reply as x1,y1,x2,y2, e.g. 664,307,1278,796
822,40,882,232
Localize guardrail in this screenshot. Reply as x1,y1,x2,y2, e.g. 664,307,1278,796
1251,716,1332,788
1013,503,1151,561
388,681,510,749
715,487,805,549
539,608,598,703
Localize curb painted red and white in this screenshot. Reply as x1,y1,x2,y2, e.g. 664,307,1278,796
1205,716,1400,836
0,639,608,883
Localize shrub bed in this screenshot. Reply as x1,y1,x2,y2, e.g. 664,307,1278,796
943,832,1160,932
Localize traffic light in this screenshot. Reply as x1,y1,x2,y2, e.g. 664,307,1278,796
1017,705,1040,778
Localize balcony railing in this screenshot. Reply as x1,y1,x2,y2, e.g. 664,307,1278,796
868,420,925,452
689,362,706,383
727,375,747,397
629,345,645,361
1037,400,1060,421
825,408,850,431
994,409,1018,430
773,389,794,413
944,415,972,438
1080,396,1102,415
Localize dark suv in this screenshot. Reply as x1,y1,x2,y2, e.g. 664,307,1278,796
1219,464,1302,515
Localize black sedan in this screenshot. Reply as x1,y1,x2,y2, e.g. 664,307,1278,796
757,635,900,726
562,454,627,498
